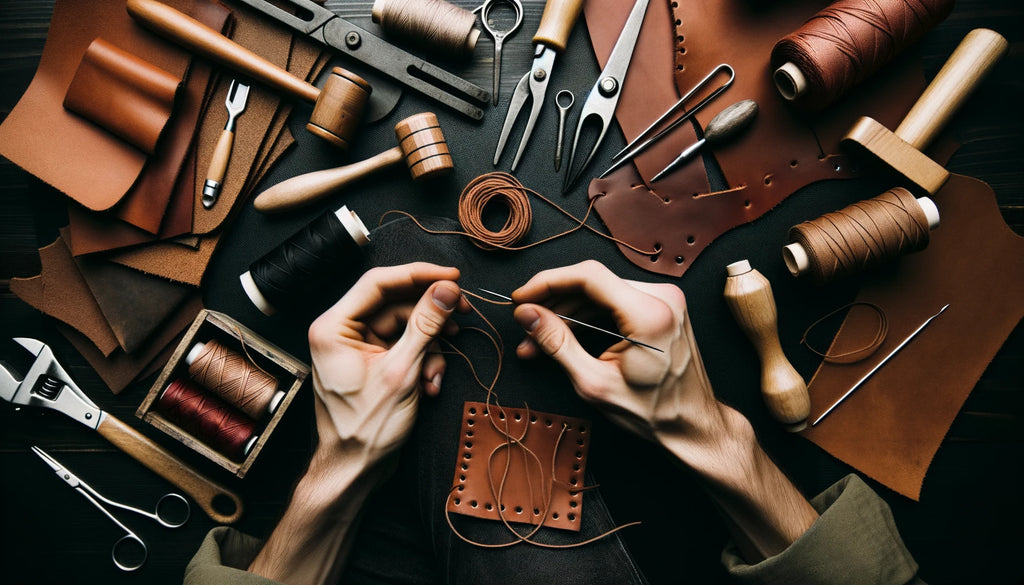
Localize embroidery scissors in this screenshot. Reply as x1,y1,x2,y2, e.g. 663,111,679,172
473,0,524,106
32,446,190,571
562,0,650,192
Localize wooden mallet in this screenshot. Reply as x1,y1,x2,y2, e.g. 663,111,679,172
254,113,453,213
842,28,1007,194
127,0,370,149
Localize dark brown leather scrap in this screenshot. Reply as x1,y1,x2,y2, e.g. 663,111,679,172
448,401,591,532
64,38,181,155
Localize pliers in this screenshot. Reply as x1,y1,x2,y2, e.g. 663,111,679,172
493,0,585,171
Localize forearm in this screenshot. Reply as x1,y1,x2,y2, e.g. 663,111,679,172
248,448,388,585
661,405,819,562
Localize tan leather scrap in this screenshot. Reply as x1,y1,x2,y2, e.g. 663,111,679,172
448,401,591,532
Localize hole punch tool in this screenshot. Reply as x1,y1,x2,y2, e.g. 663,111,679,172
31,446,190,571
494,0,586,170
473,0,524,106
0,338,244,524
202,79,250,209
561,0,650,193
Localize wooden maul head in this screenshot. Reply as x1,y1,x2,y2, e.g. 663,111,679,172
307,68,372,150
393,112,453,181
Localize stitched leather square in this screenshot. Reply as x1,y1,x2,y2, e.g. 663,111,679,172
448,401,591,532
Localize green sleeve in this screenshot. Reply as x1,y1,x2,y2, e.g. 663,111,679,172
184,526,282,585
722,474,924,585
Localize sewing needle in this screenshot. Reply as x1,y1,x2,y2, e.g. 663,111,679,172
477,288,664,353
811,303,950,427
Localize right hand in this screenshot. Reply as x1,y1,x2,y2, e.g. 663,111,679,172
511,261,727,450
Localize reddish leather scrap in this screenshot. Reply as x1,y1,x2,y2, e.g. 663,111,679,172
448,402,591,533
583,0,928,276
802,175,1024,500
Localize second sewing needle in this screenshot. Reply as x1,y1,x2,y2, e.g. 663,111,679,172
477,288,664,353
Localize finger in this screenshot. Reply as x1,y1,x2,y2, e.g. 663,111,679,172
513,303,596,383
322,263,460,325
515,335,541,359
368,304,415,340
388,281,462,369
420,350,447,397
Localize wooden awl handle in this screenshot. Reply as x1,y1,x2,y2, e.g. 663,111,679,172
533,0,586,51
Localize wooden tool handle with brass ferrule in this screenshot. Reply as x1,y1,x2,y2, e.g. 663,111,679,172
127,0,319,104
97,413,243,524
533,0,586,51
205,129,234,189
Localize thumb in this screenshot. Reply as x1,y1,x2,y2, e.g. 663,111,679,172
514,304,594,383
389,281,460,366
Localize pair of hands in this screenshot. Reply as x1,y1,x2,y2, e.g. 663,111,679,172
306,260,725,472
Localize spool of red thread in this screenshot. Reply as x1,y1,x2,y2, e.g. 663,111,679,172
157,378,259,461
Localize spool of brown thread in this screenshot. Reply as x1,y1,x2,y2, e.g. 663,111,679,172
457,172,533,250
186,339,284,420
372,0,480,59
156,378,259,461
771,0,955,111
783,187,940,283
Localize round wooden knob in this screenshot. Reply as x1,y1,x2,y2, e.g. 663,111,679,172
394,112,453,181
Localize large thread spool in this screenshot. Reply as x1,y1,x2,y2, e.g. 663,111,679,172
372,0,480,59
240,205,370,316
457,172,533,250
783,187,940,283
186,339,284,419
771,0,955,111
157,378,258,461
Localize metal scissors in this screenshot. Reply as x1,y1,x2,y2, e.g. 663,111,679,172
32,446,190,571
473,0,524,106
494,0,586,170
562,0,650,192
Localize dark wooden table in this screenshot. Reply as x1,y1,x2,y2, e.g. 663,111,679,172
2,1,1022,584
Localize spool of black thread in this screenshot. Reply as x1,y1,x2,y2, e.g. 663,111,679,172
240,205,370,315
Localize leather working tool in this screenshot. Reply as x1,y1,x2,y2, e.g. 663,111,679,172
229,0,489,120
254,112,453,213
32,446,190,572
811,304,950,427
561,0,650,192
0,338,243,524
843,28,1007,194
474,0,524,106
553,89,573,170
202,79,250,209
494,0,585,170
599,64,734,179
651,99,758,182
128,0,371,150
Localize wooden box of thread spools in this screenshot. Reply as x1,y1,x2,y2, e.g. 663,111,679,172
136,310,309,477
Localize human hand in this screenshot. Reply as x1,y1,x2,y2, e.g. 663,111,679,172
306,263,467,470
511,260,729,452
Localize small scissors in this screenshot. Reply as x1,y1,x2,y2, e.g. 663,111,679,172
473,0,524,106
32,446,190,571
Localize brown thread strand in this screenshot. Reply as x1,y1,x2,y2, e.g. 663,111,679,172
788,187,930,283
771,0,955,110
188,338,281,419
801,302,888,363
373,0,478,58
157,378,258,461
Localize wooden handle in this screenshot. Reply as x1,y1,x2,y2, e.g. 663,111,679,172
533,0,585,52
127,0,320,104
254,147,404,213
724,262,810,431
206,129,235,187
97,413,243,524
895,28,1007,150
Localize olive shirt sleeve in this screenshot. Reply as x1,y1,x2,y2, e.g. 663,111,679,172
722,474,924,585
185,474,922,585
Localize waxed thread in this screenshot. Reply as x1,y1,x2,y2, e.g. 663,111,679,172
771,0,954,110
157,378,258,460
188,338,280,420
374,0,477,57
788,187,930,283
801,302,889,363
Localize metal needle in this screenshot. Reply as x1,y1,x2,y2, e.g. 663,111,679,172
477,288,664,353
811,304,950,427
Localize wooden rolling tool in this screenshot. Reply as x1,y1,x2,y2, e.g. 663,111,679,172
127,0,370,149
724,260,810,432
254,112,453,213
843,28,1007,194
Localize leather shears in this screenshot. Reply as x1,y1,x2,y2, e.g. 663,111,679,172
562,0,650,192
32,446,190,571
494,0,586,170
0,337,243,524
